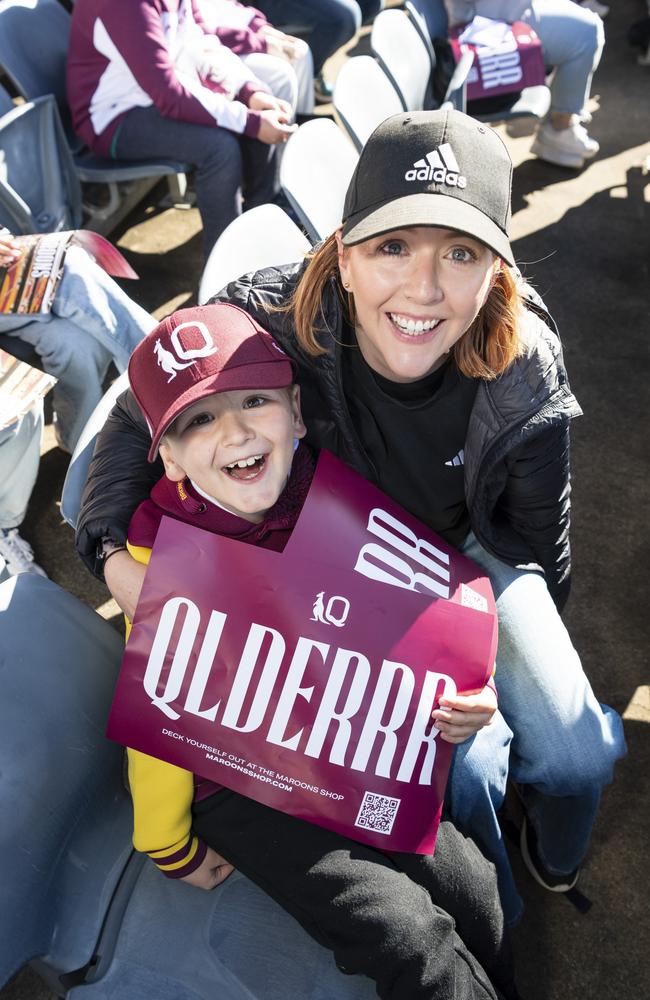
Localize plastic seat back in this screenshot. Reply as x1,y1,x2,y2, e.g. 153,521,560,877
0,574,131,987
198,204,311,305
0,96,82,233
371,9,433,111
333,56,404,152
280,119,359,242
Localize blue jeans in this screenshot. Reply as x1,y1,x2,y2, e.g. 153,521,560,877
114,107,278,258
0,246,155,452
526,0,605,116
446,534,626,924
253,0,384,74
0,403,42,530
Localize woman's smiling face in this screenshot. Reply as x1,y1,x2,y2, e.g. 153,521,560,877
337,226,498,383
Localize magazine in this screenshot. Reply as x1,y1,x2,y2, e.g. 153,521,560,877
0,349,56,431
0,230,138,317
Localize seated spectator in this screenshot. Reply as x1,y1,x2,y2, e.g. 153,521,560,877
67,0,297,258
250,0,384,100
442,0,604,168
199,0,315,115
0,232,155,453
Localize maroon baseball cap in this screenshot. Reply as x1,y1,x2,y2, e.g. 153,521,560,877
128,303,295,461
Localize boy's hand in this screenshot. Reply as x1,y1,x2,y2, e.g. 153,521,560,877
0,235,20,268
431,683,498,744
180,847,234,891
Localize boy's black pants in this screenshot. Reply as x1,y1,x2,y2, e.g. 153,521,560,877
193,790,516,1000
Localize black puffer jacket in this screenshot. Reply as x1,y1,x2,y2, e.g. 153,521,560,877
76,261,581,608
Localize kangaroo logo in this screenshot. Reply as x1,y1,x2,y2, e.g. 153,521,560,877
311,592,350,628
154,339,195,383
154,321,218,383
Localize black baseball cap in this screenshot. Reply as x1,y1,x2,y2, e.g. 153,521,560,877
341,109,514,266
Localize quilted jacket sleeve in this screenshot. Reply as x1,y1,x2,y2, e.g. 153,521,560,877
498,421,573,610
76,388,160,576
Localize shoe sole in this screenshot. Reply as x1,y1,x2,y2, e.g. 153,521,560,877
520,819,580,893
530,138,585,169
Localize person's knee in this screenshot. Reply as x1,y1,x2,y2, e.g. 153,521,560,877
375,889,439,958
541,710,625,794
579,11,605,58
592,15,605,59
328,0,361,45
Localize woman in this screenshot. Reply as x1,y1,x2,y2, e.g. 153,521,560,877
76,109,625,925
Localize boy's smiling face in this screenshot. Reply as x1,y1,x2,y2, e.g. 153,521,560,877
159,385,306,523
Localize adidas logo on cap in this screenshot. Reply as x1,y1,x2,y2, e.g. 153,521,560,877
405,143,467,189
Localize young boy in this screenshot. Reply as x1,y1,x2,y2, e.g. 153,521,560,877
124,303,514,1000
125,301,309,888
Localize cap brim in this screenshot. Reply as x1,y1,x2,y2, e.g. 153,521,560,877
341,192,514,267
146,360,294,462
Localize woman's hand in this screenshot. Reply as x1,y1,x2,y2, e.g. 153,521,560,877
431,683,498,744
0,234,20,268
180,847,235,890
256,107,297,145
248,91,292,119
104,549,147,621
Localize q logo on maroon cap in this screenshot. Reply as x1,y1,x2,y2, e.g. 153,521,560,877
171,321,219,361
154,321,218,383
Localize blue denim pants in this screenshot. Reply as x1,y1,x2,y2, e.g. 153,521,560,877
0,403,42,530
446,534,626,924
253,0,383,74
526,0,605,116
114,107,279,259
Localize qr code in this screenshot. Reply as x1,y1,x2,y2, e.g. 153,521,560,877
460,583,488,613
354,791,401,836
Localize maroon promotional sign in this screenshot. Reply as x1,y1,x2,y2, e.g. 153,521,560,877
107,451,497,854
450,21,545,102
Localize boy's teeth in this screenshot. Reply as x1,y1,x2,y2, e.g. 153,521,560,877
226,454,262,469
389,314,440,335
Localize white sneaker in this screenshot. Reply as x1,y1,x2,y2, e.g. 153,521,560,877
530,121,599,168
0,528,47,577
581,0,609,17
